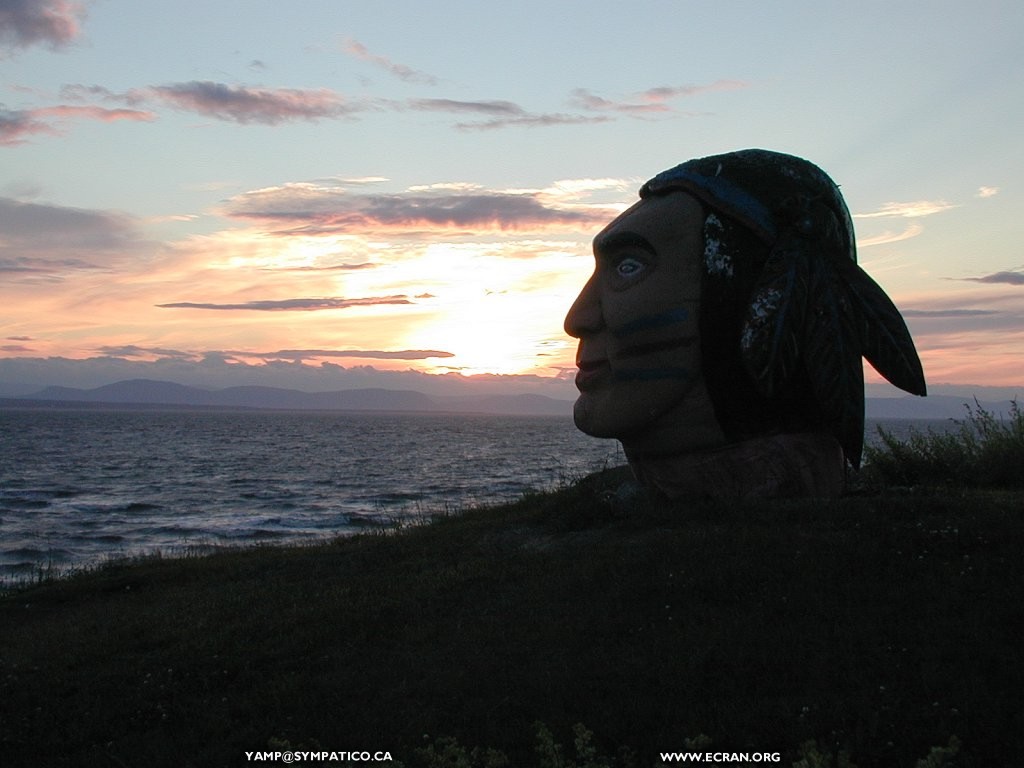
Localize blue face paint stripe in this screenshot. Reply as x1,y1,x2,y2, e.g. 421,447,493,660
613,367,692,382
611,307,690,337
616,335,699,359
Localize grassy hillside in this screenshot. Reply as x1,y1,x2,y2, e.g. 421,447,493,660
1,465,1021,767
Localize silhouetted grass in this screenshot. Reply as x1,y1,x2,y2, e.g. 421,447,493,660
1,471,1021,767
863,400,1024,488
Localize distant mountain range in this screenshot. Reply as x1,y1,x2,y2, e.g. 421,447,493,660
0,377,1018,420
3,378,575,416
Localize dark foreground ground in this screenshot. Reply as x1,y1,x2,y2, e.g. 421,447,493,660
1,471,1021,767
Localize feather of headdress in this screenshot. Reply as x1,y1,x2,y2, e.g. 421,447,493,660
739,232,809,397
802,256,866,466
837,260,928,397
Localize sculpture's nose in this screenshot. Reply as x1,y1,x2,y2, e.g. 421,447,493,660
564,274,603,339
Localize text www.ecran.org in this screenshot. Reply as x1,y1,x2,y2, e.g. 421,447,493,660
660,753,781,764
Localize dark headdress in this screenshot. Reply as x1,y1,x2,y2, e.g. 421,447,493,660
640,149,926,467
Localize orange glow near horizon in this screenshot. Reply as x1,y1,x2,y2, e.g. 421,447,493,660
2,177,1021,390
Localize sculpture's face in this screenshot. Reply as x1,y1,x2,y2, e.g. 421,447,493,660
564,192,712,443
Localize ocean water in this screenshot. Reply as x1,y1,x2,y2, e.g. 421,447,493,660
0,409,624,580
0,409,953,581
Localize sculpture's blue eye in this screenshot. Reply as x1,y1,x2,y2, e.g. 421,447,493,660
615,257,646,280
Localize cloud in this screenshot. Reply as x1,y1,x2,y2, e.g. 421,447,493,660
976,186,1000,199
221,183,610,234
408,98,524,116
0,106,54,144
97,345,196,360
0,0,84,54
315,175,389,186
148,81,358,124
901,308,999,318
0,196,143,275
455,113,609,131
36,104,156,122
960,270,1024,286
0,255,104,278
54,81,613,133
342,38,438,85
1,103,155,145
854,199,956,249
405,97,608,131
533,177,638,220
157,296,414,311
244,348,455,361
81,345,455,368
570,88,670,115
857,223,925,248
639,81,749,100
261,262,376,272
0,197,137,248
854,200,957,219
895,289,1024,348
570,80,748,116
59,83,146,105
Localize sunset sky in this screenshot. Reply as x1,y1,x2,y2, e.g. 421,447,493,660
2,0,1022,398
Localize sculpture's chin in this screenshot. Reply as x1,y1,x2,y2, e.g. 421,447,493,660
571,388,652,440
571,393,614,439
573,374,736,462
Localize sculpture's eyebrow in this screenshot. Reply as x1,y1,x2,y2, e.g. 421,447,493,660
593,231,657,258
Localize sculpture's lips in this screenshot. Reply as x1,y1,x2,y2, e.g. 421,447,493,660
574,359,610,391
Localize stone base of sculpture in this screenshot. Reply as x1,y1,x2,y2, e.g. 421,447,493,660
627,432,846,501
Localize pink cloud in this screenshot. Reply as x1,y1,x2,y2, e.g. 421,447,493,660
221,185,610,235
342,38,438,85
960,270,1024,286
857,223,925,248
0,106,55,145
570,88,669,115
157,296,414,312
637,80,749,101
405,97,608,131
0,0,84,53
35,104,156,122
1,103,155,145
854,200,957,219
571,80,749,116
455,113,609,131
408,98,524,116
149,81,357,125
0,196,141,266
244,348,455,361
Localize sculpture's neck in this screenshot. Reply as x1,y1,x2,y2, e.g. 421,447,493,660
618,377,726,460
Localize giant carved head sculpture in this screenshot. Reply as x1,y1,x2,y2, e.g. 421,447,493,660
565,149,926,500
